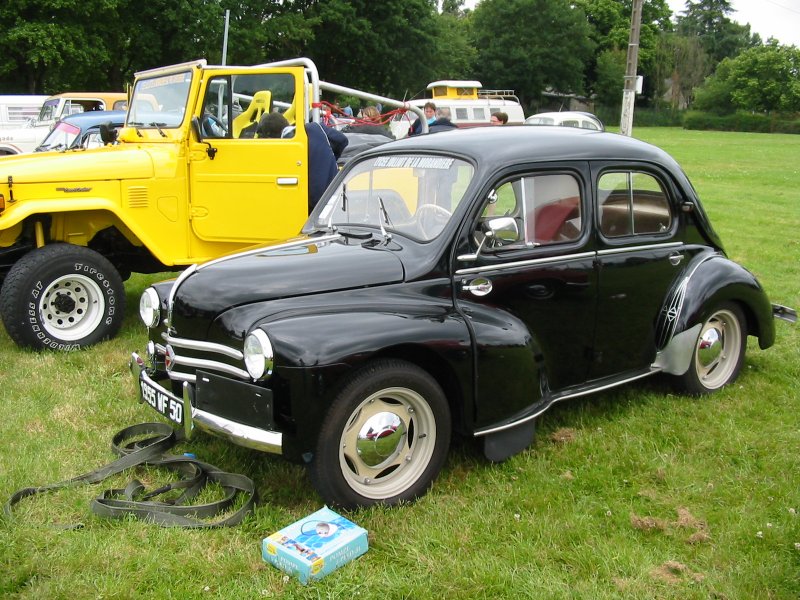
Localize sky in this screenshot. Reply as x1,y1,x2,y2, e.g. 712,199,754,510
666,0,800,47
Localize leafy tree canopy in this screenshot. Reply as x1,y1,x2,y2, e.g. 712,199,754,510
470,0,595,108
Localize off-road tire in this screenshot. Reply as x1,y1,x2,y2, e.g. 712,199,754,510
0,244,126,350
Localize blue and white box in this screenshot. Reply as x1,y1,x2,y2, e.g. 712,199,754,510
261,506,368,584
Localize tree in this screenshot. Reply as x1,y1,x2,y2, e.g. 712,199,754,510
0,0,120,93
694,41,800,114
653,31,710,109
305,0,440,99
675,0,759,64
594,48,627,108
470,0,595,108
573,0,672,104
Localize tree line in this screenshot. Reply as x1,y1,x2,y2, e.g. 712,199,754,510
0,0,797,117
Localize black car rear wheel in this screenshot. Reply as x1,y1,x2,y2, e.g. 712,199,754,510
675,302,746,395
309,359,451,509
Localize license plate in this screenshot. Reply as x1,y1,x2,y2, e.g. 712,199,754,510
140,377,183,425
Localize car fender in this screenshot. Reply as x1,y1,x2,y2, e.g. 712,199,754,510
654,253,775,375
219,295,473,444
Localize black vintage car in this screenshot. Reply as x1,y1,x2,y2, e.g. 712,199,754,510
131,126,794,509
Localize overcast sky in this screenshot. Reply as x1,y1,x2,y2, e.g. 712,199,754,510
667,0,800,47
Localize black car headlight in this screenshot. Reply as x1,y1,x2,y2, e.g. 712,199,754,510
139,287,161,328
243,329,274,380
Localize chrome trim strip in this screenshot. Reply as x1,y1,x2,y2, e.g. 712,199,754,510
172,355,250,380
169,371,196,383
192,407,283,454
196,234,341,272
474,368,661,437
596,242,683,256
168,263,198,316
130,352,282,455
456,251,596,276
165,335,243,360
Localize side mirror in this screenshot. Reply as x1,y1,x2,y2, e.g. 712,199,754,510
458,216,521,262
484,216,519,244
99,122,118,145
191,116,217,160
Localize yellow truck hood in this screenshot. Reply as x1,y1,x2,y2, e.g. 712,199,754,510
0,147,154,183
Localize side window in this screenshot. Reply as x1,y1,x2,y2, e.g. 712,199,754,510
478,173,582,247
598,171,672,237
201,73,298,139
455,107,469,120
473,107,486,120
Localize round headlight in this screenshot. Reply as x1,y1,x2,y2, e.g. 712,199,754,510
243,329,274,380
139,287,161,328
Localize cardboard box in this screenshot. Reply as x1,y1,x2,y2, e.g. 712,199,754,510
261,506,368,584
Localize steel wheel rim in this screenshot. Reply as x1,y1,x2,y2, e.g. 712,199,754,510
338,386,437,500
694,308,742,390
39,274,105,341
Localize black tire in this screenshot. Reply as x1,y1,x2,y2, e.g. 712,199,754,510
674,302,746,395
309,359,451,509
0,244,126,350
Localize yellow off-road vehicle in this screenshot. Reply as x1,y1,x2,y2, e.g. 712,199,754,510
0,58,421,350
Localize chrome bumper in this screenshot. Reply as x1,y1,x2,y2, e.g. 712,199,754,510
130,352,283,455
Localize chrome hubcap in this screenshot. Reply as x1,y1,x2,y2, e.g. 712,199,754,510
339,387,436,499
695,309,742,389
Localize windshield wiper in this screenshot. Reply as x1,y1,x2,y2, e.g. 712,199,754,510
149,122,168,137
377,196,392,242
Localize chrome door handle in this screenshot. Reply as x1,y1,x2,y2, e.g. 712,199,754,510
668,252,684,266
463,277,492,297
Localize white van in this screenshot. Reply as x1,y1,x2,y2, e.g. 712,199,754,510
0,95,48,129
390,80,525,138
0,92,127,155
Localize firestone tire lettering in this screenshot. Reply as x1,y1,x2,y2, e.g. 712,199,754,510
0,244,126,351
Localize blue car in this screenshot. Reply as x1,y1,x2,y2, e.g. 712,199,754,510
34,110,126,152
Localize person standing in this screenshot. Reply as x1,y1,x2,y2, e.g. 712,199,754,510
410,101,437,136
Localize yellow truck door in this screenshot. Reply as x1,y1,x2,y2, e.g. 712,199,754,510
188,68,309,244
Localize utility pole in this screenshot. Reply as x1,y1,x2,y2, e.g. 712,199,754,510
619,0,643,136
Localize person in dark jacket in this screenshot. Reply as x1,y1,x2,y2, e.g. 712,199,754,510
257,112,347,211
410,101,437,136
428,107,458,133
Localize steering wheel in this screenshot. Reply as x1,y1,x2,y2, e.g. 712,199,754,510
202,113,228,138
416,204,452,239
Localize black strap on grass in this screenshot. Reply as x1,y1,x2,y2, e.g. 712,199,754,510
4,422,257,528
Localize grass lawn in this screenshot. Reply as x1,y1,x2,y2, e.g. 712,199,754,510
1,127,798,599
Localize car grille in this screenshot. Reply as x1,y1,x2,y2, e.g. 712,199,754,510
163,334,249,383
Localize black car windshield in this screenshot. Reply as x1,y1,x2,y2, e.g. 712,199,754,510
127,70,193,128
315,154,474,241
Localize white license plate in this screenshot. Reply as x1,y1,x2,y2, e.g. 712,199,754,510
140,377,183,425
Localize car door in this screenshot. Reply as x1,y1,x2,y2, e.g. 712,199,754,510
188,69,308,244
453,165,598,429
589,163,686,379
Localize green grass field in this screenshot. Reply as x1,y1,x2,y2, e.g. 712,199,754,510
1,128,798,599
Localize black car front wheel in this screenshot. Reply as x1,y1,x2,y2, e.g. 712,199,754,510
310,359,451,509
0,244,126,350
675,302,746,395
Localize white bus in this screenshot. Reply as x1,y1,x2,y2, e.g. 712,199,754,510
391,80,525,138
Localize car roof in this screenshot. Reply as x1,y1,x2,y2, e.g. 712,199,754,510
363,126,681,172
